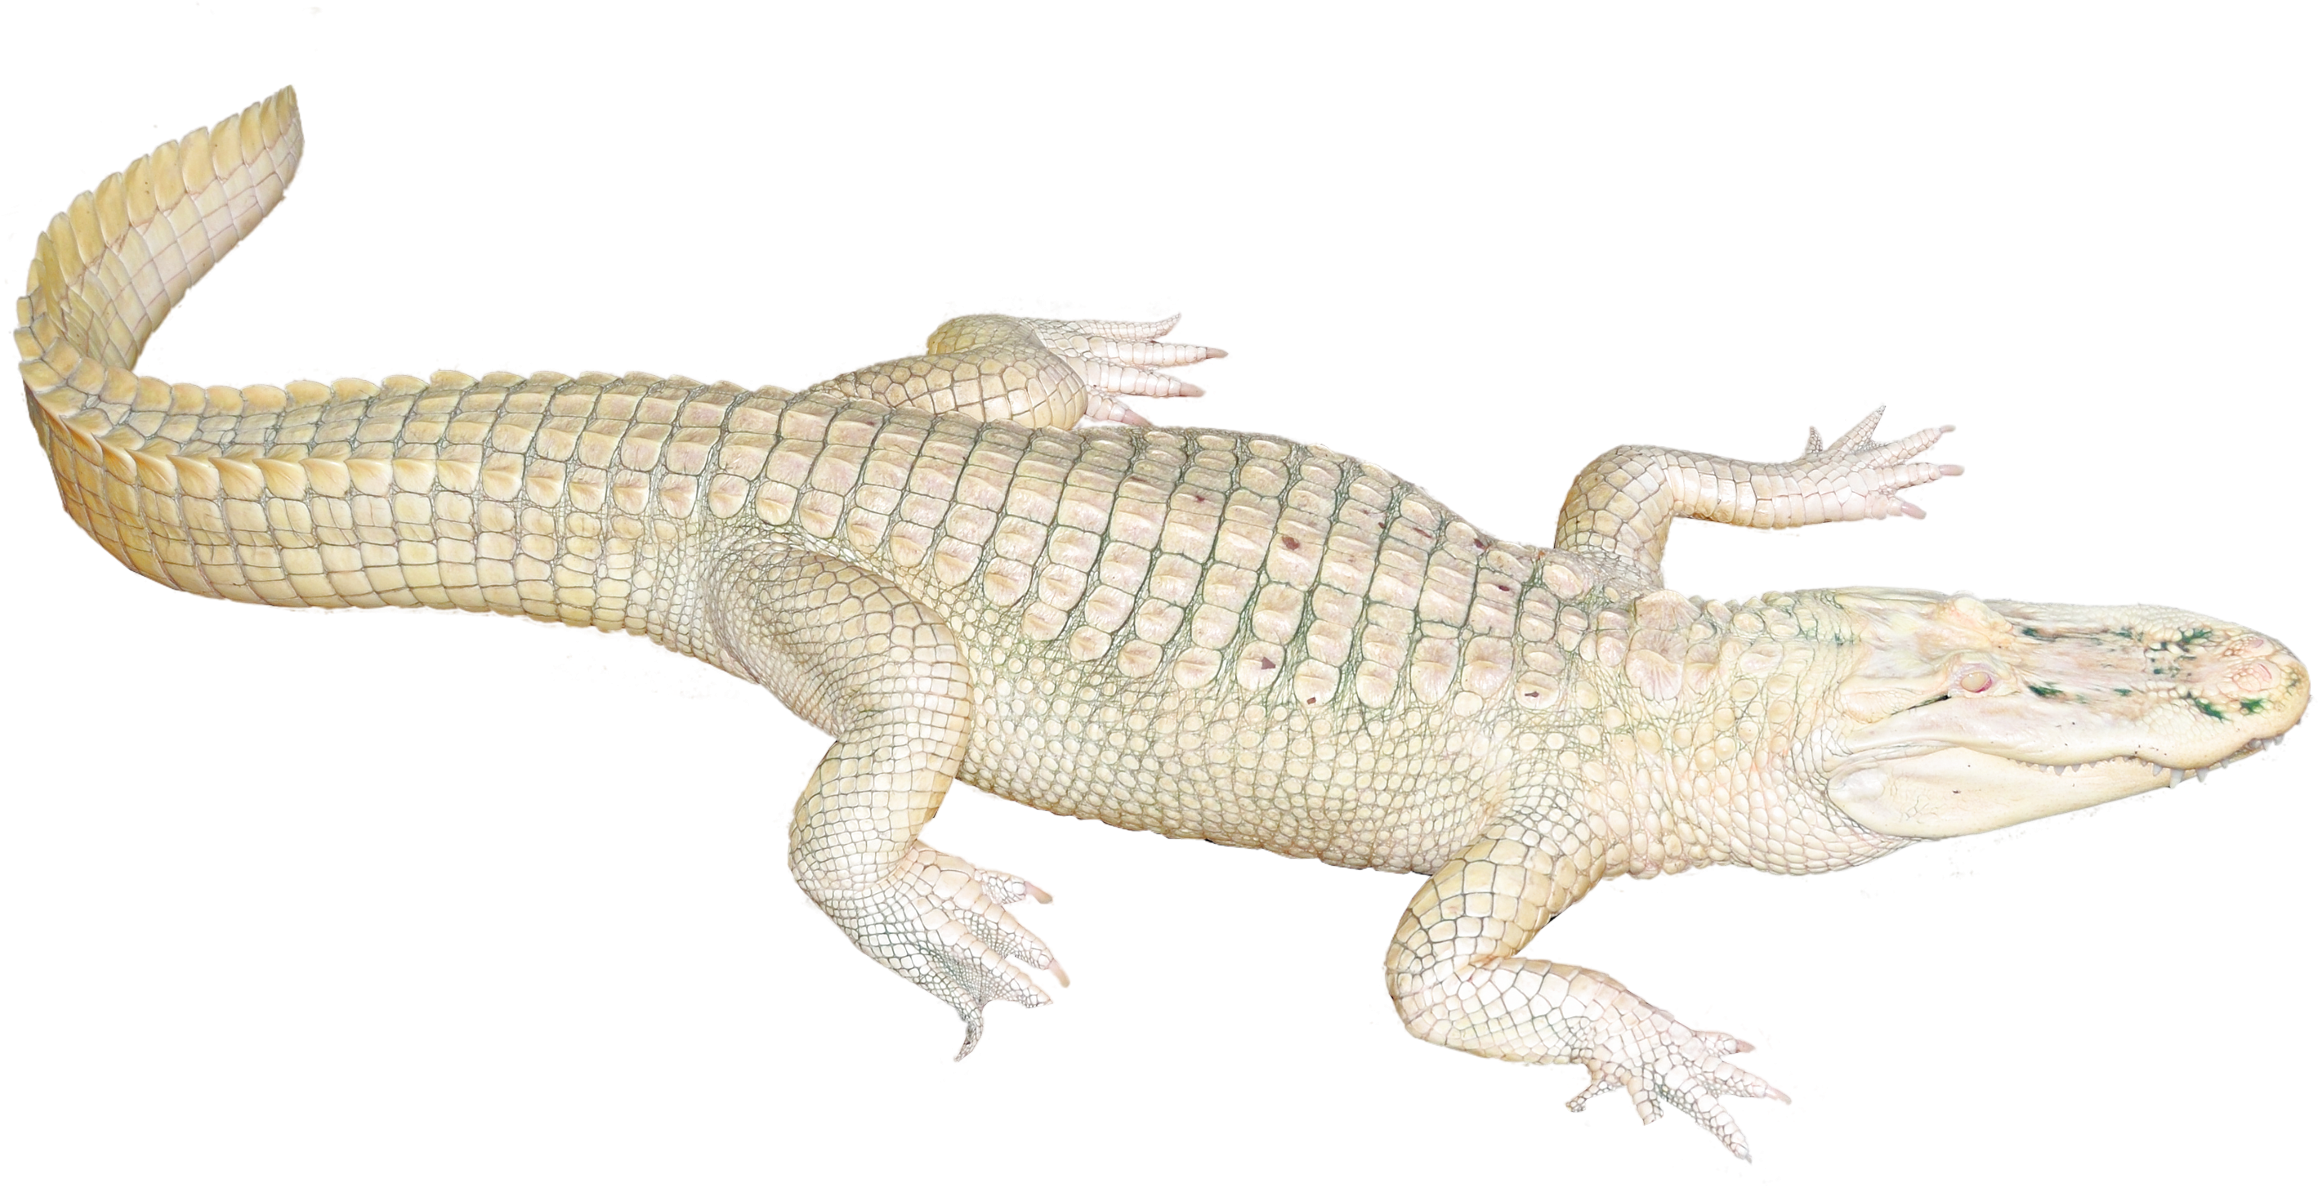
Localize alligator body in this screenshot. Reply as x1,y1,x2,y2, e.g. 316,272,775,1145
17,91,2307,1160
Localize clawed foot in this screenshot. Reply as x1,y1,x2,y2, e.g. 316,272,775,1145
1566,994,1789,1161
821,842,1066,1060
1787,406,1963,521
917,296,1233,426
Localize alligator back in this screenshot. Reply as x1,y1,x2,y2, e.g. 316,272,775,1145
17,89,1584,746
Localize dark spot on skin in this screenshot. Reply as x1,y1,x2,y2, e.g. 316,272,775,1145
2028,685,2062,698
1281,536,1301,550
1259,656,1276,670
2022,626,2046,639
2179,628,2214,647
2240,698,2266,714
1952,789,1961,794
1193,494,1207,503
1305,696,1317,704
2190,697,2228,721
1493,583,1512,593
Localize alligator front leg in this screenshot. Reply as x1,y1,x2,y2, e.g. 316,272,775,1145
1387,803,1786,1160
1556,408,1960,588
712,548,1062,1057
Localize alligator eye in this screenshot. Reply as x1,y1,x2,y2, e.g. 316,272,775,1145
1958,669,1994,694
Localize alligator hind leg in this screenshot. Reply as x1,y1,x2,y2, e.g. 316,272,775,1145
1555,407,1960,588
797,299,1233,428
710,544,1062,1057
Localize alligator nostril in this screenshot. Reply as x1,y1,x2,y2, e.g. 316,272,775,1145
2223,634,2276,658
2227,661,2278,694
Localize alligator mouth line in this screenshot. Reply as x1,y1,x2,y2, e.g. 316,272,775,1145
2007,755,2161,779
2005,735,2285,788
1831,734,2287,787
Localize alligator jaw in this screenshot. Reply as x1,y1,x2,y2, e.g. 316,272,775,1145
1820,592,2307,839
1828,735,2289,838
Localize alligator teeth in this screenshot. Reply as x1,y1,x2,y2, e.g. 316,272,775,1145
2027,751,2280,786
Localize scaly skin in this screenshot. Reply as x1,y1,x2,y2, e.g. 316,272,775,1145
19,91,2309,1161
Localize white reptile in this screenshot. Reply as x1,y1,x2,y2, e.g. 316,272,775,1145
16,89,2307,1161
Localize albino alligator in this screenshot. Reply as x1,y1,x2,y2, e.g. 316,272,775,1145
18,89,2306,1160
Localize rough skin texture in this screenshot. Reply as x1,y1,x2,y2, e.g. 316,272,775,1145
19,91,2309,1161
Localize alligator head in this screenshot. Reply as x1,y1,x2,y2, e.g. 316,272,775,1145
1821,590,2306,838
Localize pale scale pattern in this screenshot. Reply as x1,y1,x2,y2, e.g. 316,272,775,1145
18,91,2310,1160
